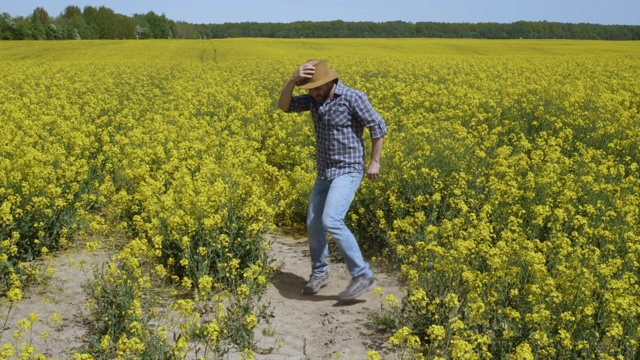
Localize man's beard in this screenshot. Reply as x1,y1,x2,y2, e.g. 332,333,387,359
313,85,331,103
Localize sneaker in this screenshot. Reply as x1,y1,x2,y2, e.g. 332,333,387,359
338,275,377,300
302,273,330,295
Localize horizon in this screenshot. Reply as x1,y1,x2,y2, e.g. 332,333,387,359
2,0,640,26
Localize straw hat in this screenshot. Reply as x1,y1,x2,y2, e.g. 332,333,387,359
296,60,339,89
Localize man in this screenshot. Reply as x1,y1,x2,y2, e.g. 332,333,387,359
278,59,387,301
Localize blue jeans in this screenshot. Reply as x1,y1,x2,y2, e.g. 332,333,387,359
307,172,372,278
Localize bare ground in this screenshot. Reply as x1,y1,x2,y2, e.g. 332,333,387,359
1,233,404,359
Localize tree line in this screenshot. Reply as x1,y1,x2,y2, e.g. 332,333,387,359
2,6,639,40
0,6,201,40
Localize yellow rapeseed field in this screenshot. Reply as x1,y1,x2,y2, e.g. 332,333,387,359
1,39,639,359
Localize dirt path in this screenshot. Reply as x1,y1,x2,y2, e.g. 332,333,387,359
254,233,404,359
0,245,110,359
0,233,404,359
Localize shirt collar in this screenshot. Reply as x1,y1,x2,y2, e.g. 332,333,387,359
333,80,345,97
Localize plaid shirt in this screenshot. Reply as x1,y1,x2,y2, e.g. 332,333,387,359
288,81,387,180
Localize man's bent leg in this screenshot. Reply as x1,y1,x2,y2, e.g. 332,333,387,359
321,172,372,279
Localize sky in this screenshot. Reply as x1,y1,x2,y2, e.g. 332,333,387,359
2,0,639,26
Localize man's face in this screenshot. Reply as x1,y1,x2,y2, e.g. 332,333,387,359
308,82,333,103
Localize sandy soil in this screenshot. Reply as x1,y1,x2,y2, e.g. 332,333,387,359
0,245,110,359
0,233,404,360
252,233,404,359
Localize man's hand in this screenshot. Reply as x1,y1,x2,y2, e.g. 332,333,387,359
366,160,380,180
292,63,315,85
366,137,384,180
279,63,316,112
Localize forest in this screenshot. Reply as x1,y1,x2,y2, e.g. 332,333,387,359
1,5,640,40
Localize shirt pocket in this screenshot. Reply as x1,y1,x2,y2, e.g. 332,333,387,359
324,101,352,127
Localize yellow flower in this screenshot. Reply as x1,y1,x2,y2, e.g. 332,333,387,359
72,354,94,360
0,343,15,358
244,313,258,329
510,341,534,360
181,276,192,290
427,325,446,343
198,274,214,298
385,293,400,308
7,287,23,301
205,320,220,344
366,351,381,360
100,335,112,350
241,348,255,360
116,334,145,357
236,284,250,300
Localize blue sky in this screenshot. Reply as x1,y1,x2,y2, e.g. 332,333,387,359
2,0,639,25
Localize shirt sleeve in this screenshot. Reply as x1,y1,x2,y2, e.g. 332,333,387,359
351,91,387,139
288,94,313,113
